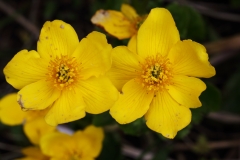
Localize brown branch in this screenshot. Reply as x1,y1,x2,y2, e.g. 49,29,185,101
0,0,39,39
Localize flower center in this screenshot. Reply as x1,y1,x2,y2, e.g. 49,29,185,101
140,55,173,91
48,55,81,90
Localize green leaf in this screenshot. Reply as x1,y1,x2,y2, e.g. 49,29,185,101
167,3,207,41
152,147,170,160
191,82,221,124
92,111,115,126
175,124,192,139
223,67,240,113
119,118,148,136
97,133,123,160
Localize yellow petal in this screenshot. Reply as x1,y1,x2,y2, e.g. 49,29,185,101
45,88,86,126
91,9,136,39
137,8,180,58
21,146,49,160
83,125,104,157
127,34,137,54
72,31,112,79
37,20,79,60
121,4,139,22
73,126,104,157
0,93,27,125
3,50,48,90
17,79,60,110
145,91,191,139
78,76,118,114
168,40,216,78
107,46,141,91
25,109,49,122
167,75,206,108
40,132,74,159
110,79,154,124
24,117,56,145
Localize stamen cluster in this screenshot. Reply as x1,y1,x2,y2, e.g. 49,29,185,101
140,55,173,91
48,56,80,90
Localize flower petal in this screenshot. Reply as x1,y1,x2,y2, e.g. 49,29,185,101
40,132,74,159
110,79,154,124
91,9,136,39
137,8,180,58
17,79,60,110
167,75,206,108
72,31,112,79
3,50,48,90
37,20,79,60
73,126,104,157
78,76,118,114
145,91,191,139
21,146,48,160
121,4,139,22
45,88,86,126
168,40,216,78
0,93,27,125
24,117,56,145
107,46,141,91
127,34,137,54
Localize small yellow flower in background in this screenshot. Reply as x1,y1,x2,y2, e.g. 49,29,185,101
0,93,56,145
4,20,119,126
40,125,104,160
91,3,146,52
107,8,216,139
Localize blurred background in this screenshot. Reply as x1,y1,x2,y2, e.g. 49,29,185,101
0,0,240,160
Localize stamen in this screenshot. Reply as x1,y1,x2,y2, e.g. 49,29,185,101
139,55,173,91
47,55,81,90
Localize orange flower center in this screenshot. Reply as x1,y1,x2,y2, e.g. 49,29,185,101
140,55,173,91
48,55,81,90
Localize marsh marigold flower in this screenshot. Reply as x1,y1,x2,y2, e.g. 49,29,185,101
40,125,104,160
3,20,118,126
91,4,146,52
107,8,216,139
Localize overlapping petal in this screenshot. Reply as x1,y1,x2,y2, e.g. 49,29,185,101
91,9,136,39
24,118,56,145
127,34,137,54
168,40,216,78
40,132,74,159
45,88,86,126
72,31,112,79
74,126,103,158
145,91,191,139
110,79,154,124
37,20,79,60
167,75,206,108
3,50,48,90
0,93,26,125
137,8,180,58
78,76,118,114
107,46,141,91
121,4,139,22
17,79,60,110
20,147,49,160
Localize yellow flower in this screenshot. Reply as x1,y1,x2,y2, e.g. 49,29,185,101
4,20,118,126
91,4,146,52
40,125,104,160
107,8,216,139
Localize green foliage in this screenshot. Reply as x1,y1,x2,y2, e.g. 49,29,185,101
119,118,148,136
191,82,221,124
223,66,240,113
97,132,123,160
92,111,115,126
167,3,207,41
